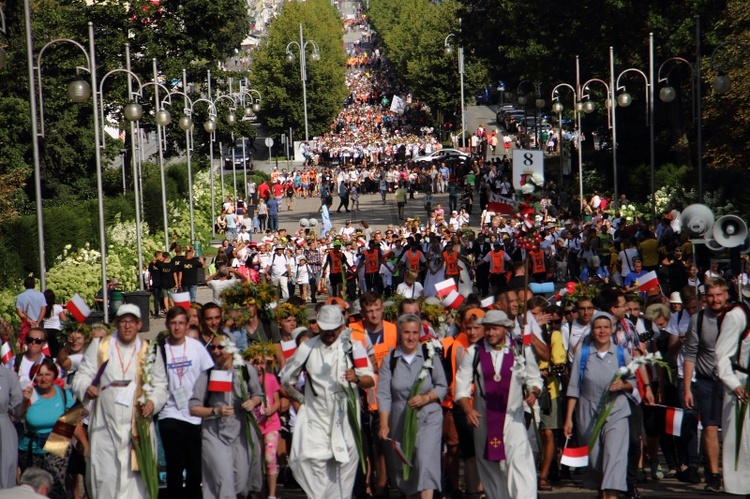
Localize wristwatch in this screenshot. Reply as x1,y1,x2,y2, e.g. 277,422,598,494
210,407,216,418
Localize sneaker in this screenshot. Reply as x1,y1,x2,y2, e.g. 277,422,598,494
704,473,722,492
625,485,641,499
687,466,701,484
650,460,663,480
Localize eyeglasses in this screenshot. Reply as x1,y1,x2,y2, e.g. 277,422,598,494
207,345,225,352
26,337,45,345
119,319,138,326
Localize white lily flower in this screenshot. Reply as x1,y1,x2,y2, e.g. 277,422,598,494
142,383,153,394
619,366,630,376
138,395,147,405
418,370,429,380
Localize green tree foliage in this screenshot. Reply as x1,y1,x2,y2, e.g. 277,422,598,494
368,0,488,122
250,0,348,138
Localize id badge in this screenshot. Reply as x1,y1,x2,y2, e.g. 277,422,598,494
173,385,190,411
115,382,136,407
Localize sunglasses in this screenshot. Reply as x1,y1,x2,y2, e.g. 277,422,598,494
26,337,46,344
207,345,225,352
564,310,575,315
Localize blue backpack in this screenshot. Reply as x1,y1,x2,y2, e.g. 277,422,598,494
579,343,625,379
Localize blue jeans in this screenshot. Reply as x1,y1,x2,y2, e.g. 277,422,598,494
182,285,197,303
269,214,279,231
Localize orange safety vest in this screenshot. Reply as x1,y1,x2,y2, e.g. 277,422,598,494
350,321,398,411
442,333,471,409
364,249,380,274
443,251,459,276
490,250,506,274
329,250,342,275
531,249,546,274
405,250,422,272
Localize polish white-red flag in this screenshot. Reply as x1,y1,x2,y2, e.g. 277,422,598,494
665,407,683,437
0,342,12,366
208,370,233,392
353,342,368,369
637,271,660,292
441,290,465,310
434,278,457,299
42,343,51,357
66,294,91,323
171,292,191,310
480,296,494,309
281,340,297,360
560,445,589,468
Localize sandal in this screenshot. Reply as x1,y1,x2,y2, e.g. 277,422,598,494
538,478,553,491
665,469,678,479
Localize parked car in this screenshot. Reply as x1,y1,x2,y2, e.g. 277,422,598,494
223,144,253,169
413,148,470,166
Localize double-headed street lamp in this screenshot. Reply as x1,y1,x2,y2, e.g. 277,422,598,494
28,20,108,314
444,25,466,149
551,83,578,186
286,23,320,142
578,69,613,208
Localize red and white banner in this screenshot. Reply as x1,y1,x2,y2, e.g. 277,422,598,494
353,342,368,369
171,292,191,310
434,278,457,298
208,370,233,392
638,271,660,292
560,445,589,468
665,407,683,437
281,340,297,360
66,294,91,323
0,342,12,366
480,296,494,309
441,290,465,310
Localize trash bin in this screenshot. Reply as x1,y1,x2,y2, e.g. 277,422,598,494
110,290,125,317
85,311,105,326
194,243,202,257
124,291,151,332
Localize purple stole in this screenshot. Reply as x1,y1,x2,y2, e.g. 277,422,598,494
478,343,514,462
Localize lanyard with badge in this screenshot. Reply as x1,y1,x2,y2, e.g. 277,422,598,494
168,342,190,410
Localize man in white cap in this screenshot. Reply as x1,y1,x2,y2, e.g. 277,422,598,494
281,305,374,498
72,304,169,499
454,309,542,499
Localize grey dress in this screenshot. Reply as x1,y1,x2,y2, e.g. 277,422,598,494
189,365,264,499
0,365,21,489
376,346,447,496
567,342,636,492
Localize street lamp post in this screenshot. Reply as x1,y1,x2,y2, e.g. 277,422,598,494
613,35,654,219
28,19,109,315
444,23,466,150
286,23,320,142
551,83,577,186
579,73,613,210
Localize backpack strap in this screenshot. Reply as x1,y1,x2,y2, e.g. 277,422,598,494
389,349,398,376
617,346,626,368
157,338,169,382
580,344,590,379
472,346,484,399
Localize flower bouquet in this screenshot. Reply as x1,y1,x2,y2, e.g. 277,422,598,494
340,329,367,474
132,339,158,499
402,337,442,480
588,352,671,451
224,337,263,460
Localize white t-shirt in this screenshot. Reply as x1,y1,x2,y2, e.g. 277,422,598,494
207,277,239,305
396,282,423,298
561,320,590,362
43,304,64,331
158,337,214,425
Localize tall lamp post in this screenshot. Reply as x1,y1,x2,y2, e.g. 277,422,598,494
551,83,578,185
286,23,320,142
613,34,654,219
579,74,613,209
444,24,466,149
28,20,108,314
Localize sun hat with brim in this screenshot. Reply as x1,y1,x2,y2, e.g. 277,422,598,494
478,310,514,328
291,327,309,341
669,292,682,304
116,303,141,320
317,305,345,330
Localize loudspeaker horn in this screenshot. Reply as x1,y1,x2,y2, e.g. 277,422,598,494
309,218,318,227
299,218,310,227
704,237,724,252
681,204,715,238
712,215,748,248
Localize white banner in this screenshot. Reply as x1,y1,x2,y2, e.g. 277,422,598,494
390,95,406,114
512,149,544,191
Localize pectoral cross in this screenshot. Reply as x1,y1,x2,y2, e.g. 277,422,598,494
490,437,502,448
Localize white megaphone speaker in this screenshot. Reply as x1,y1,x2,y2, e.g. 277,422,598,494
738,233,750,254
309,218,318,227
681,204,715,238
712,215,748,248
299,218,310,228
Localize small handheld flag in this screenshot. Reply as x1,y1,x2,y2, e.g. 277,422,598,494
353,342,369,369
208,370,233,392
665,407,683,437
638,271,660,292
0,342,12,366
66,294,91,323
560,443,589,468
281,340,297,360
441,290,465,310
171,292,191,310
387,438,413,467
434,278,458,299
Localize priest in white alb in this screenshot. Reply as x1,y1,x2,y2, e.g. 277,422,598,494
72,304,168,499
281,305,374,499
454,310,542,499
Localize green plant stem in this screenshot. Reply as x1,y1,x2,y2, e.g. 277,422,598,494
402,377,425,481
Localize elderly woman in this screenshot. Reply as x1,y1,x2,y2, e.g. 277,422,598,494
377,314,447,499
563,312,637,499
18,358,83,499
189,333,264,499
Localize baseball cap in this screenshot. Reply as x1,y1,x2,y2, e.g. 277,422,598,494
116,304,141,320
317,305,345,330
